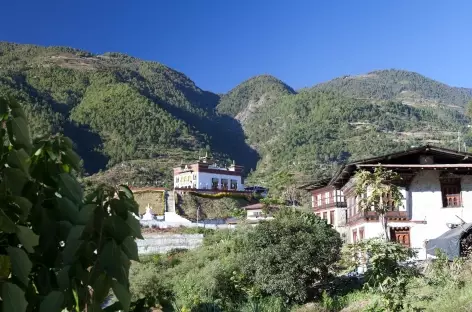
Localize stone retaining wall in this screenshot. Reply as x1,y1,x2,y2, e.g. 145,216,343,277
137,234,204,255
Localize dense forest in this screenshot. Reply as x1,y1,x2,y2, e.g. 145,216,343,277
1,42,471,188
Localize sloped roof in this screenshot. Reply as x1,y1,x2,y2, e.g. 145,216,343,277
326,145,472,189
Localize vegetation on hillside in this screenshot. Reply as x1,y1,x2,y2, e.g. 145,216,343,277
0,42,258,181
2,42,471,190
216,75,295,118
313,69,472,108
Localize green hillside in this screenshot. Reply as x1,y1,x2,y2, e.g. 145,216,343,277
312,69,472,109
217,75,295,120
1,42,471,189
0,42,258,182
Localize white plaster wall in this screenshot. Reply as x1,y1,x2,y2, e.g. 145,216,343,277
196,172,244,190
247,209,273,220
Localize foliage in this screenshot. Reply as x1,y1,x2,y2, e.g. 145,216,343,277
313,69,472,107
424,249,466,288
0,96,142,312
239,209,343,303
345,239,418,312
355,167,404,240
216,75,295,117
179,194,252,220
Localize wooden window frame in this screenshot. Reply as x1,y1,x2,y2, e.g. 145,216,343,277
440,178,462,208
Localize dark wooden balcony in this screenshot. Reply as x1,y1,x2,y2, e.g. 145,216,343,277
313,201,347,211
347,210,408,224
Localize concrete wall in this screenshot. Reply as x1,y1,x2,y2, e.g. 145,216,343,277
137,234,204,255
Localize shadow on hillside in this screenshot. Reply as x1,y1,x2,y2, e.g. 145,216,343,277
153,101,259,173
63,121,108,174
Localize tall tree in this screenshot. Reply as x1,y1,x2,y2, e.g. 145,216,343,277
354,167,403,240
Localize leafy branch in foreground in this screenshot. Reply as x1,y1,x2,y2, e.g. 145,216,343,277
0,96,142,312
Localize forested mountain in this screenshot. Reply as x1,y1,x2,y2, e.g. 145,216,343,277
1,42,470,188
216,75,295,123
0,42,257,181
312,69,472,110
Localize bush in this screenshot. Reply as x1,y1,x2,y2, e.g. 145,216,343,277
239,209,343,303
344,238,419,312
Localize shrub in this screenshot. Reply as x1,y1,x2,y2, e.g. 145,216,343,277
239,209,343,303
345,238,419,312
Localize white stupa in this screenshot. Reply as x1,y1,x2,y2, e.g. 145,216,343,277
141,204,155,221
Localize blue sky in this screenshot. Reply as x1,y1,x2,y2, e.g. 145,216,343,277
1,0,471,93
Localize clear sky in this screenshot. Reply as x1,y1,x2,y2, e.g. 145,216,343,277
1,0,471,93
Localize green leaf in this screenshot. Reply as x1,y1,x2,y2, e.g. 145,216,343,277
2,282,27,312
0,97,8,116
63,225,84,264
126,212,143,239
118,185,134,199
78,204,95,224
4,167,29,195
92,274,111,304
16,225,39,253
40,290,64,312
7,247,32,286
0,209,17,233
112,280,131,312
110,198,128,219
55,197,80,223
11,196,32,222
0,255,11,278
58,173,83,204
56,266,70,290
8,116,32,153
63,148,81,170
98,241,129,285
121,236,139,261
7,97,27,119
7,149,30,174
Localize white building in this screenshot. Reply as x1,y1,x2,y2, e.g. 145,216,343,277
303,145,472,259
173,155,245,191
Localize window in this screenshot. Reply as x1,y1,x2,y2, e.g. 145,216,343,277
253,211,262,217
323,211,328,220
352,230,358,243
359,227,364,240
192,174,196,180
381,191,397,211
330,210,335,225
221,179,229,190
317,194,322,207
325,192,330,205
211,178,219,189
441,178,461,207
312,195,316,208
230,179,238,190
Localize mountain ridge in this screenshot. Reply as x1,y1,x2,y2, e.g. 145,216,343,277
1,42,471,188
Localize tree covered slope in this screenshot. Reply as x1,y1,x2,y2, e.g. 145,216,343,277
1,42,470,188
312,69,472,109
0,42,257,179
